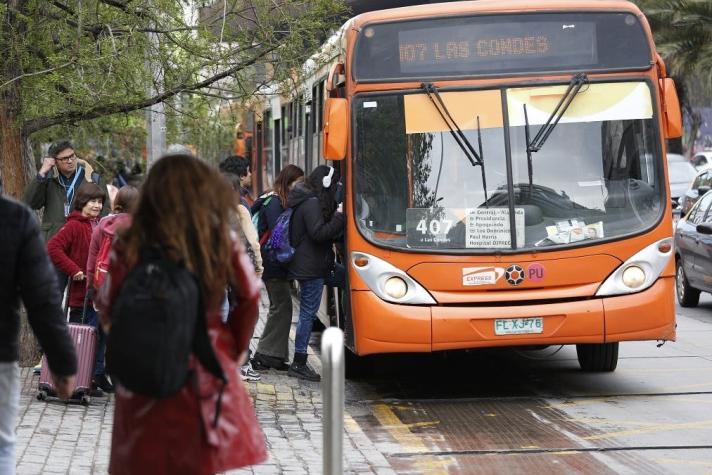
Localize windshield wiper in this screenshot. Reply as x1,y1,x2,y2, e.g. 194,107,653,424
524,73,588,198
421,82,488,204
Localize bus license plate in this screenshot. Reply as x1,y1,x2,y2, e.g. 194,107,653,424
494,317,543,335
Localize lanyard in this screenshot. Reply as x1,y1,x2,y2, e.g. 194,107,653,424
62,166,82,205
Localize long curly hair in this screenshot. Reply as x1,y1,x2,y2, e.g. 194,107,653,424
121,154,240,308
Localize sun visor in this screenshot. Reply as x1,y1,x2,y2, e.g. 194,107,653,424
507,82,653,127
404,90,503,134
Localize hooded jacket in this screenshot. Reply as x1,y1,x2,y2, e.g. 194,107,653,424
286,183,344,280
23,159,110,242
47,211,97,308
0,196,77,375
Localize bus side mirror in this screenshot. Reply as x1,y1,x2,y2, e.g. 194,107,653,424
323,98,347,160
660,78,682,139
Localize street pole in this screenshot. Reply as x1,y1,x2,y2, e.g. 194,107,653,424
321,327,345,474
145,27,165,166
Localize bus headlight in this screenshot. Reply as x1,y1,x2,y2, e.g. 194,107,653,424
596,238,673,296
351,252,436,305
621,265,646,289
384,277,408,299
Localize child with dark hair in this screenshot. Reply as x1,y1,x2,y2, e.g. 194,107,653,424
47,182,110,394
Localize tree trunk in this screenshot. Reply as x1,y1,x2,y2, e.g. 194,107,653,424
0,106,28,199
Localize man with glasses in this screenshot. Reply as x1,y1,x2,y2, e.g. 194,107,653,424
23,139,110,243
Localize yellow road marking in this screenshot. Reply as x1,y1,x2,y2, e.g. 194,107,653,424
372,403,454,474
583,419,712,441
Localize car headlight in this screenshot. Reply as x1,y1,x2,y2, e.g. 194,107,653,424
351,252,436,305
596,238,673,296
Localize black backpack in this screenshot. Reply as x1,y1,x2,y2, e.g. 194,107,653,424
107,250,226,404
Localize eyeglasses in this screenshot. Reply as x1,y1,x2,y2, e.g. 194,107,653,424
55,153,76,162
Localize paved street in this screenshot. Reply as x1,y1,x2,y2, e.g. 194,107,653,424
15,292,712,474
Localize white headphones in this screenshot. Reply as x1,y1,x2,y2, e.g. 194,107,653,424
322,166,334,188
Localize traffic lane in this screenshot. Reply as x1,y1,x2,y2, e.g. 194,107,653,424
676,292,712,326
345,304,712,474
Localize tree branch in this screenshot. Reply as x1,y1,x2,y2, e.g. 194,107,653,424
0,60,75,91
22,45,278,135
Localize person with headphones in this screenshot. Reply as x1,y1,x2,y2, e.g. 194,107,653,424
286,165,345,381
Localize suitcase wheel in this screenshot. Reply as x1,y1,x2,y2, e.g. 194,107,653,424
80,395,90,406
37,390,47,401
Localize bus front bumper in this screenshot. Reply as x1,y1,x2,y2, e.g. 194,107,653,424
351,277,676,356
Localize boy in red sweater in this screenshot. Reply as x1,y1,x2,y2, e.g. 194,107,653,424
48,182,110,393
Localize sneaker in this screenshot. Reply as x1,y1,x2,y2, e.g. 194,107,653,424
93,374,114,393
288,363,321,382
240,362,261,382
33,360,42,375
252,353,289,371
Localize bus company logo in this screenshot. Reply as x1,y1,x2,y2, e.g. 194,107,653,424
527,262,545,282
462,267,505,286
505,265,525,286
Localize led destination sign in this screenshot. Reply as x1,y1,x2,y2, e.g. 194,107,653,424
354,13,652,81
398,21,596,74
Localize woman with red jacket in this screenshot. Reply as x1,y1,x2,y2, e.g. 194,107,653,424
96,153,266,474
47,182,110,393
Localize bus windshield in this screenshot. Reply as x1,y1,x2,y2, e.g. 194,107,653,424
353,81,663,252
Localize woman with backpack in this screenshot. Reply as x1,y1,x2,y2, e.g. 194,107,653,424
286,165,345,382
250,164,304,372
96,153,265,474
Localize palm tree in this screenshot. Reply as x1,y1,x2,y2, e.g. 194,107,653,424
637,0,712,153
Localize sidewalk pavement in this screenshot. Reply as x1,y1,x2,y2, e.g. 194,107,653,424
15,292,397,475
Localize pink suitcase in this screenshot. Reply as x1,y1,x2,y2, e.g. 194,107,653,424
37,322,97,405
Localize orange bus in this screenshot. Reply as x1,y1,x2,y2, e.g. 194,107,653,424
254,0,683,373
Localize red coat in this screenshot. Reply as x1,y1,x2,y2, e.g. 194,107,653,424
86,213,131,290
47,211,96,308
97,240,267,475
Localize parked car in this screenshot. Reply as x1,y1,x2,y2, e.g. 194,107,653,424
680,167,712,216
691,151,712,171
674,189,712,307
667,153,698,215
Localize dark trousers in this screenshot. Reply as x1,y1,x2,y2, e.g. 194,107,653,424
256,279,293,361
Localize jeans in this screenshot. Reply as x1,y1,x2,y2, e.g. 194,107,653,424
0,362,19,475
294,264,345,356
69,306,105,377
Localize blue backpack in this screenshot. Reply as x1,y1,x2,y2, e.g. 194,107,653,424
266,208,296,264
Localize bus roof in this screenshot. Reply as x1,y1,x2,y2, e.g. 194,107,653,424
349,0,645,28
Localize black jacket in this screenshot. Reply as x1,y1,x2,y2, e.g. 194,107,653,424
0,196,77,375
286,184,344,280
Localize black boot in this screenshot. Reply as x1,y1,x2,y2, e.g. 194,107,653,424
288,352,320,382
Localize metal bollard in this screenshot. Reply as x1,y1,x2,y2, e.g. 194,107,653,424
321,327,344,475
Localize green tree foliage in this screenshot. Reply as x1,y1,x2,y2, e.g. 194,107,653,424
0,0,345,197
636,0,712,151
